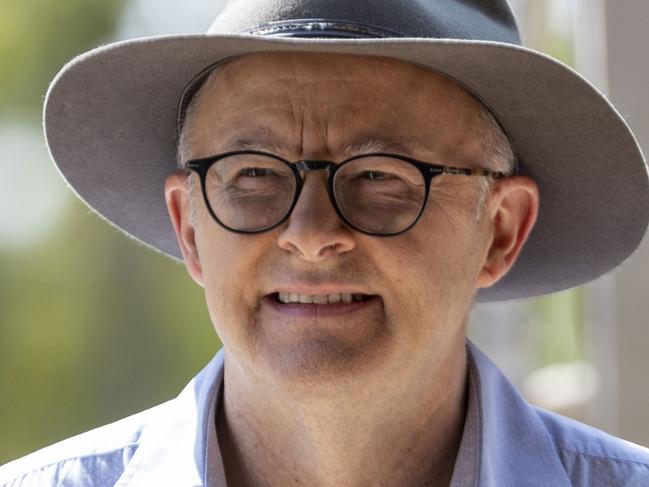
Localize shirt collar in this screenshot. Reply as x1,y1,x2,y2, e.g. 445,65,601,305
117,348,226,487
449,353,480,487
464,340,572,487
118,342,572,487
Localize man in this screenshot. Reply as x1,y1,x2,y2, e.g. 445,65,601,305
2,0,649,486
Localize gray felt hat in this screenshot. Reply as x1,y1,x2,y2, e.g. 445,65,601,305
43,0,649,301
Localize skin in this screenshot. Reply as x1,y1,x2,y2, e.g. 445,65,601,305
165,52,539,487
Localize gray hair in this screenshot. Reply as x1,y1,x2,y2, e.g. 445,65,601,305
473,105,516,217
176,59,238,227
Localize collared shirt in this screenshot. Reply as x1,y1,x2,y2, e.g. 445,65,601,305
2,342,648,486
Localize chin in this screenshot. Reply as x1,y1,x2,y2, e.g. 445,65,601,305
255,328,392,391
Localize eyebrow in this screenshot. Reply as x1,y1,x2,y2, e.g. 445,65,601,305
342,137,416,156
225,138,286,153
222,136,420,159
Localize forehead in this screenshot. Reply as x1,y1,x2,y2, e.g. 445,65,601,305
187,52,486,161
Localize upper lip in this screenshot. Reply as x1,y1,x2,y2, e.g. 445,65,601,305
267,284,375,296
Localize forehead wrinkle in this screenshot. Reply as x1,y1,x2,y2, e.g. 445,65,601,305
196,54,483,163
223,132,430,161
227,133,422,160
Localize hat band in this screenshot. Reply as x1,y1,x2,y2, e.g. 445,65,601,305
244,19,403,38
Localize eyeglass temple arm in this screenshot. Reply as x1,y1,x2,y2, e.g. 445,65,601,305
431,165,506,178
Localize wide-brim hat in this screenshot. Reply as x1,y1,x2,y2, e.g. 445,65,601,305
43,0,649,301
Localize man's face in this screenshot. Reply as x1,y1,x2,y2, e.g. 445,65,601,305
172,52,519,389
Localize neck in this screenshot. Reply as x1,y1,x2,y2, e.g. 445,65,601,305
215,342,468,487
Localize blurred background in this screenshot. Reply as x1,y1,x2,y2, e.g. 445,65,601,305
1,0,648,463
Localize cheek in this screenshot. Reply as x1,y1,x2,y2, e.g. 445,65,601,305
196,225,270,329
373,203,485,322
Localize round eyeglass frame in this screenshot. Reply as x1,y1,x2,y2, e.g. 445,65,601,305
185,150,508,237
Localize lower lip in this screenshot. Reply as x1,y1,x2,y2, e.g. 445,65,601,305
262,294,381,317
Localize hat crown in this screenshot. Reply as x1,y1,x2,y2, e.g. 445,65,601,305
208,0,521,44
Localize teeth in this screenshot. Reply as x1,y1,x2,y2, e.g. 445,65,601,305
276,292,364,304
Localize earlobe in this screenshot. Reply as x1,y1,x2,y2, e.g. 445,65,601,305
476,176,539,289
164,171,204,287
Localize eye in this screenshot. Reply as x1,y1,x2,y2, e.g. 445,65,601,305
359,170,393,181
240,167,274,178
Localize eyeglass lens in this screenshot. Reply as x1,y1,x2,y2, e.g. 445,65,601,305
204,153,427,234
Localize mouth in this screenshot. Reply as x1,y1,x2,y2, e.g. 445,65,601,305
270,292,373,305
263,292,380,318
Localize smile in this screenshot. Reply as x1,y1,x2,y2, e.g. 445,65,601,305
264,292,379,318
275,292,370,304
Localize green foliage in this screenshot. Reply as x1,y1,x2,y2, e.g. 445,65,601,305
0,0,127,119
531,289,584,367
0,0,220,463
0,199,219,462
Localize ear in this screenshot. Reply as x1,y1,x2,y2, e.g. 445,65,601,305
476,176,539,289
164,171,204,287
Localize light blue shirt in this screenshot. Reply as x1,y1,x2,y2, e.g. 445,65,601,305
2,341,648,486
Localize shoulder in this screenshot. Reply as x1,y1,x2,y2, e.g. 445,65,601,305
0,401,169,487
535,406,649,486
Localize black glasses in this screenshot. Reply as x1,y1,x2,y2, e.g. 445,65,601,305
185,150,506,236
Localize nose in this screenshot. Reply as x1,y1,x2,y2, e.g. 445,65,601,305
276,170,356,261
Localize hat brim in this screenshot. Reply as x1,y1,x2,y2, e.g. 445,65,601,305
43,34,649,301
